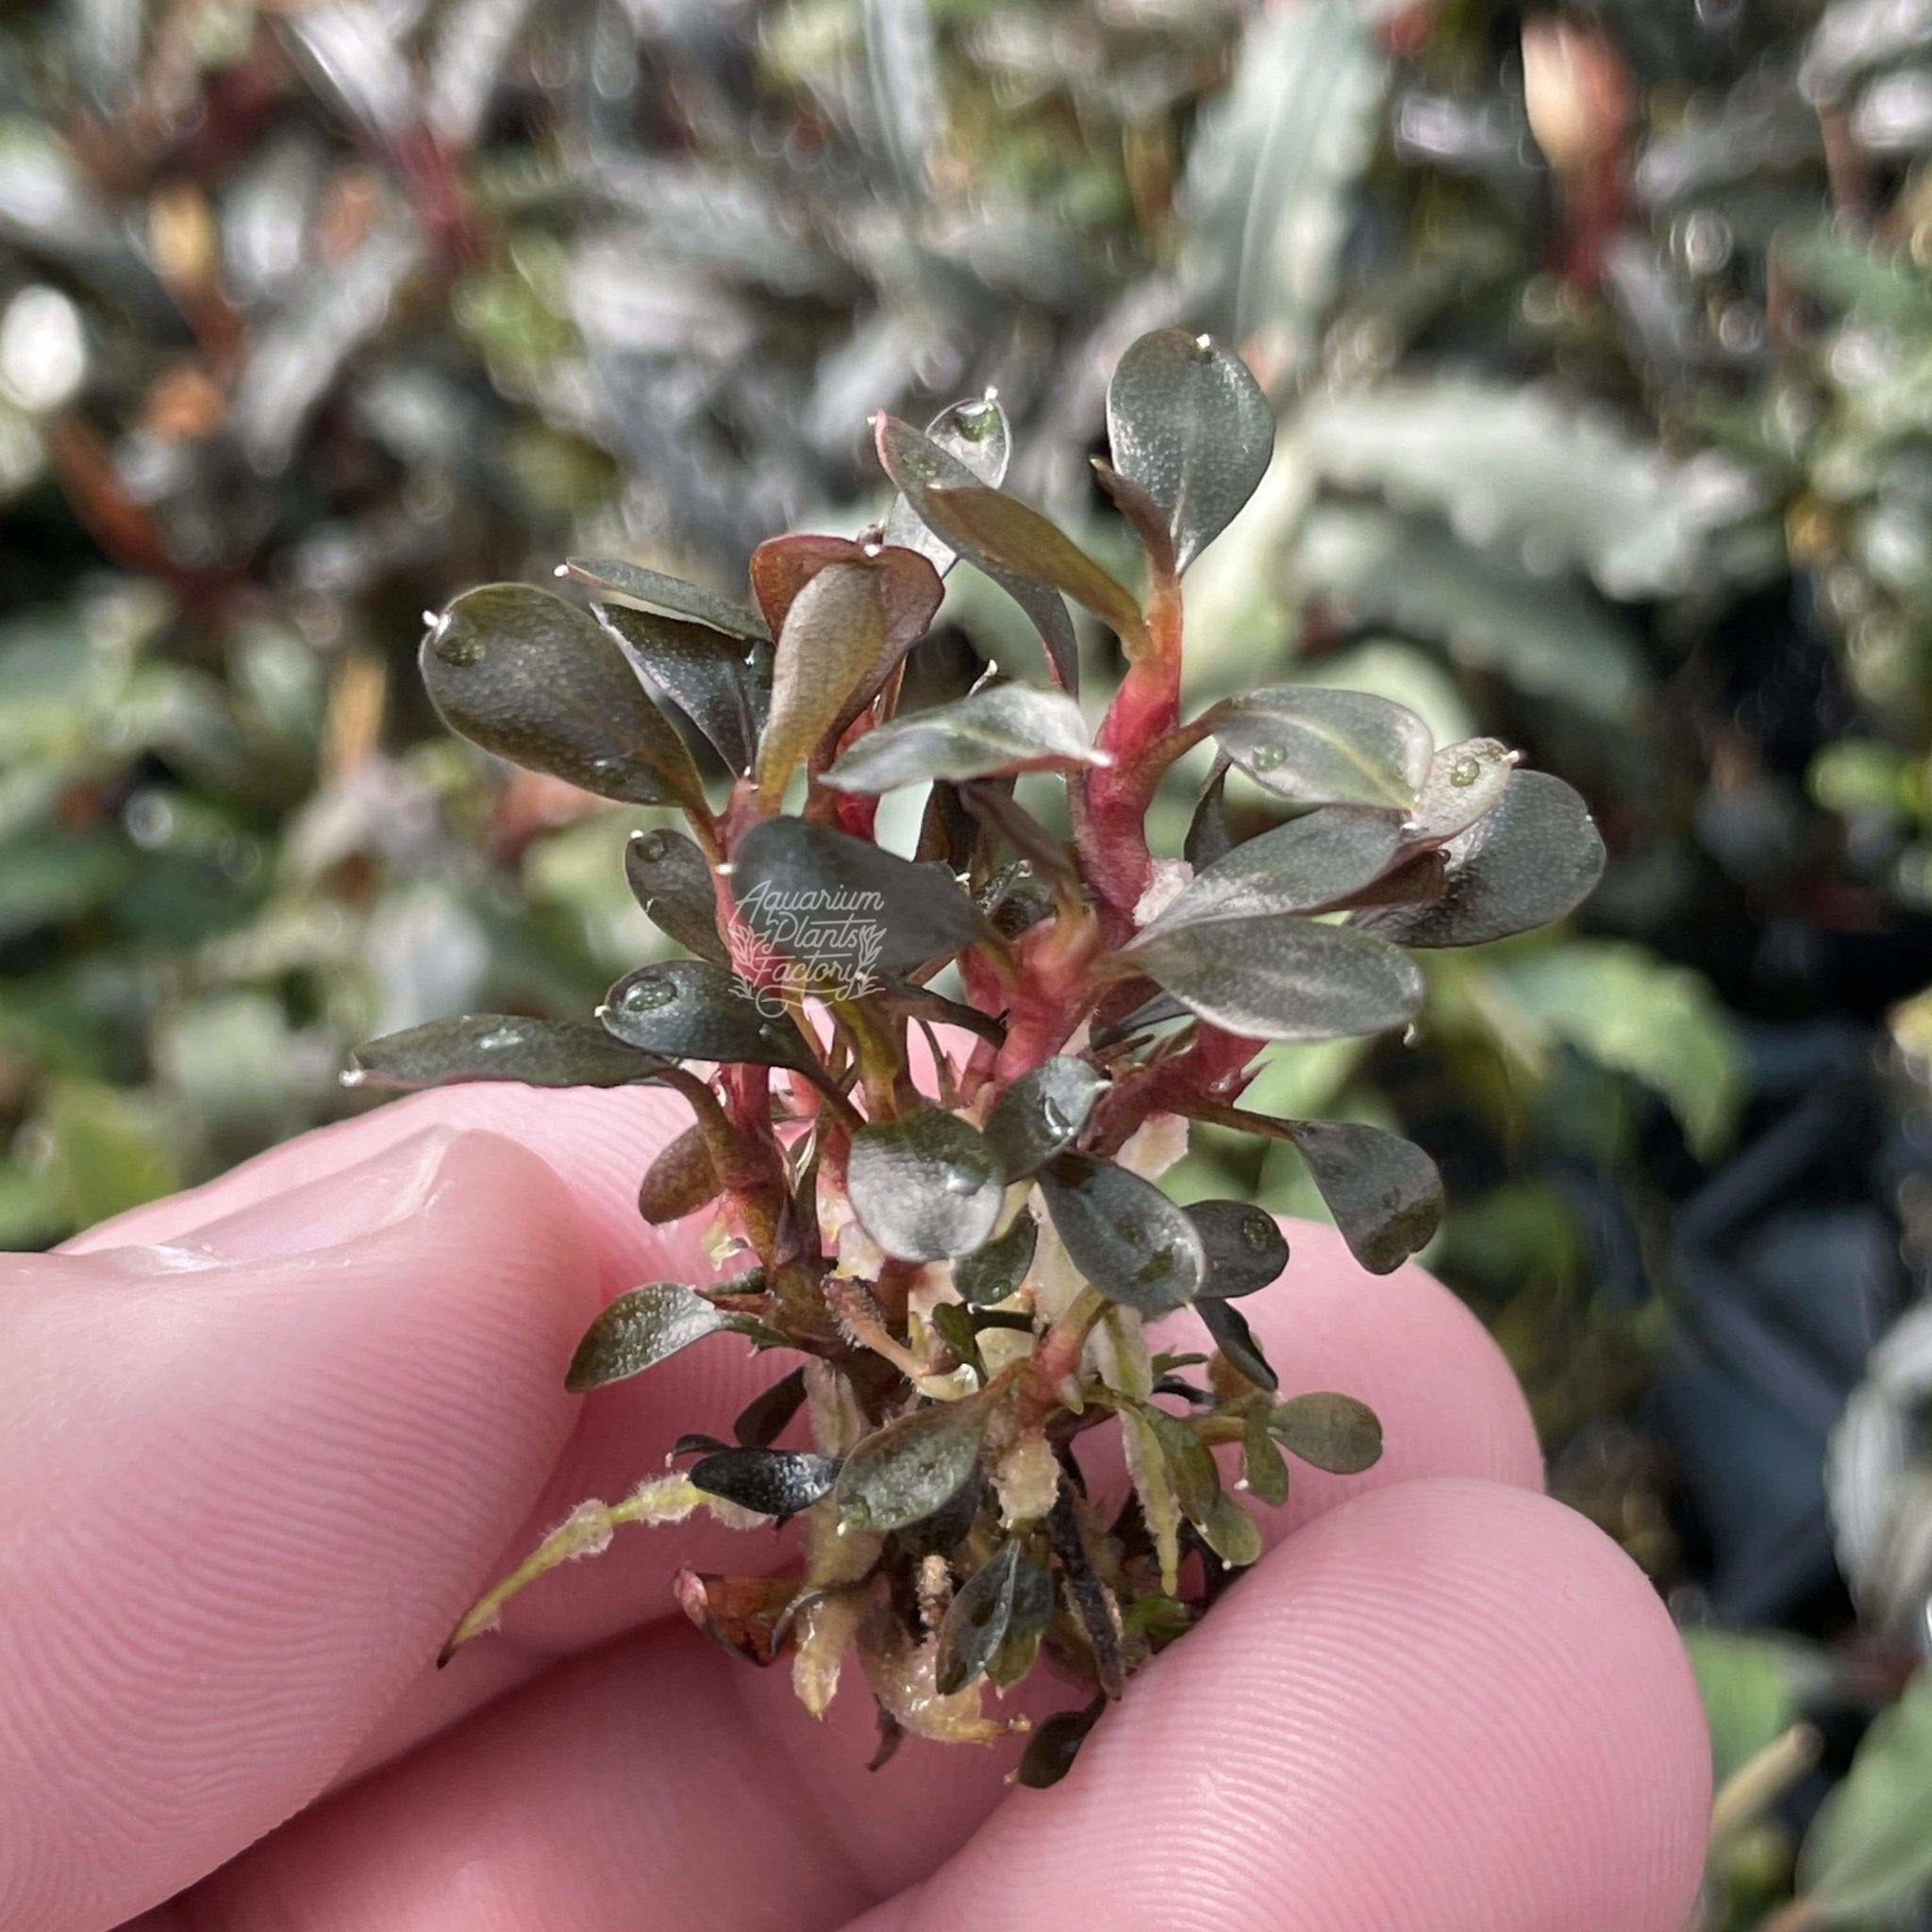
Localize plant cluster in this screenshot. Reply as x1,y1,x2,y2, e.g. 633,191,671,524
353,329,1603,1778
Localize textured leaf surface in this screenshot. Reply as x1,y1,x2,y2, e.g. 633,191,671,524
848,1110,1006,1261
836,1399,991,1533
598,602,765,774
1269,1391,1384,1473
349,1015,657,1090
688,1447,841,1519
983,1057,1107,1178
625,827,728,964
1185,1199,1291,1298
602,958,809,1068
562,557,770,643
1148,807,1402,931
567,1282,729,1391
1038,1152,1206,1315
1280,1118,1443,1274
824,685,1101,792
1213,685,1432,810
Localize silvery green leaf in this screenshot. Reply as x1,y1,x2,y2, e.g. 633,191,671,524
1184,1199,1290,1298
824,685,1100,792
348,1015,658,1090
422,584,705,811
566,1281,729,1391
731,818,991,981
983,1057,1107,1178
1269,1391,1383,1473
688,1447,840,1520
1106,327,1274,574
955,1209,1039,1305
848,1110,1006,1261
598,602,764,774
636,1124,721,1225
935,1537,1021,1693
1146,808,1404,932
602,958,809,1069
1242,1414,1291,1506
563,558,770,644
1407,738,1518,847
884,394,1012,574
1278,1120,1443,1274
625,826,729,965
874,412,1080,689
1038,1152,1206,1315
1295,503,1648,723
1129,913,1424,1042
1355,770,1605,948
835,1398,991,1532
1212,686,1433,811
1197,1296,1277,1391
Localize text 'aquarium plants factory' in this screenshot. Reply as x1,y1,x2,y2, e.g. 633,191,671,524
349,328,1604,1784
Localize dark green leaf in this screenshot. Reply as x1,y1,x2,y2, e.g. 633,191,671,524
1355,770,1605,948
1149,807,1404,931
1282,1118,1443,1274
935,1537,1022,1693
848,1110,1006,1261
1015,1705,1101,1788
991,1551,1057,1684
1407,737,1517,846
566,1282,729,1391
1183,759,1234,872
625,826,729,965
874,414,1081,691
954,1209,1038,1304
1198,1296,1278,1391
597,602,765,775
1038,1153,1206,1315
1269,1391,1383,1473
347,1015,658,1091
835,1398,991,1533
920,483,1150,657
601,958,810,1069
731,818,992,981
823,685,1101,792
637,1123,721,1224
1106,327,1274,574
1128,913,1424,1042
1091,458,1176,578
930,1301,983,1375
1185,1199,1290,1298
1242,1412,1291,1506
562,557,770,643
1048,1489,1125,1698
1212,686,1432,811
688,1447,841,1519
1199,1491,1264,1567
1141,1404,1222,1525
732,1366,808,1448
421,584,705,810
984,1057,1108,1178
884,394,1012,573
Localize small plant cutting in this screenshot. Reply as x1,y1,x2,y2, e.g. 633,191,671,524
350,330,1606,1785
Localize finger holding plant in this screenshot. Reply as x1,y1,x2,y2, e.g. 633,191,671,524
349,329,1606,1785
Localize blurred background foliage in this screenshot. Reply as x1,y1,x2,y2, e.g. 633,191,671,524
5,0,1932,1921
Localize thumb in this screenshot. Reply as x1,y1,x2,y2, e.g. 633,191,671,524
0,1125,602,1932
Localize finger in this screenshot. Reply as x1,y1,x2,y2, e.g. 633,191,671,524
0,1127,603,1932
160,1478,1707,1932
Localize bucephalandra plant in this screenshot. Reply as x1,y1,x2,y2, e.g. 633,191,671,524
348,329,1607,1786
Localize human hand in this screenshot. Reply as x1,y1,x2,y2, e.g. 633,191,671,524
2,1086,1710,1932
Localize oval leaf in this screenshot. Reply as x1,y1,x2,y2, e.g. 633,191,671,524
954,1209,1039,1305
1355,769,1606,948
1106,328,1274,575
1284,1119,1443,1274
602,958,809,1069
637,1123,722,1224
733,1366,809,1448
885,394,1012,574
567,1282,728,1391
1128,913,1424,1042
824,684,1102,793
625,826,729,964
835,1398,991,1533
1212,686,1433,811
1184,1199,1290,1298
1038,1152,1206,1315
1015,1705,1101,1788
1407,737,1518,847
935,1537,1022,1693
848,1110,1006,1262
688,1447,841,1520
348,1015,658,1091
562,557,770,643
1269,1391,1384,1474
1148,807,1404,932
1197,1295,1278,1392
754,560,890,809
598,602,764,775
984,1057,1108,1178
731,818,992,982
422,584,705,810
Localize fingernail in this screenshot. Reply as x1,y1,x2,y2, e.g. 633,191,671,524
144,1127,470,1268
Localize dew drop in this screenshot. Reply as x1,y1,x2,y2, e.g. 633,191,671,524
590,753,630,782
942,1168,979,1197
1250,743,1287,773
1448,754,1482,788
1240,1212,1272,1252
432,626,485,667
623,976,678,1013
1038,1098,1070,1140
